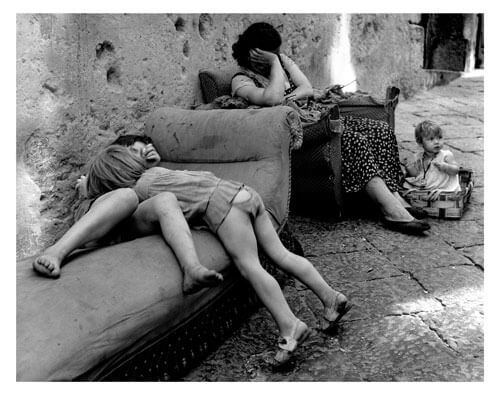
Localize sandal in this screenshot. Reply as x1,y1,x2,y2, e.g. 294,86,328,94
321,291,352,331
274,320,312,365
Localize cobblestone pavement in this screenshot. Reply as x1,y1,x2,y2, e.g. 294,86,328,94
183,75,484,381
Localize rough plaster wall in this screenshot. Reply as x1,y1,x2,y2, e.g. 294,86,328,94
349,14,426,98
16,13,424,259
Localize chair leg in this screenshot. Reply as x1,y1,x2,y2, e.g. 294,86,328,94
384,86,400,131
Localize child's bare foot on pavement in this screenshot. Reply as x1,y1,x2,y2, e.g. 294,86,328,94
32,249,63,279
183,265,223,294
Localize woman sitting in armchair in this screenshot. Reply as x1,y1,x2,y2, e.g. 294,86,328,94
231,22,429,235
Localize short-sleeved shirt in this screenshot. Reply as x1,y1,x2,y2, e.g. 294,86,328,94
404,149,461,192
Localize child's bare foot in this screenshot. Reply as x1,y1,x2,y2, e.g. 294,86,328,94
321,290,352,331
32,250,63,279
182,265,223,294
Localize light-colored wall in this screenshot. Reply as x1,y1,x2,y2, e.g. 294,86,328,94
16,13,425,259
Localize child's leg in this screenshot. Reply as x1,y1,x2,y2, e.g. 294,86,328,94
237,189,351,328
129,192,223,294
217,202,305,339
33,188,139,278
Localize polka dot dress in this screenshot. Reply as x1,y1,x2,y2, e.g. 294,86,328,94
341,116,403,194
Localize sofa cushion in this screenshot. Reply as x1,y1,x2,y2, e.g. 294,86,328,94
17,231,234,381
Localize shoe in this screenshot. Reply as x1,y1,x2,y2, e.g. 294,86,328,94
406,206,427,220
321,291,352,331
383,218,430,235
274,320,312,365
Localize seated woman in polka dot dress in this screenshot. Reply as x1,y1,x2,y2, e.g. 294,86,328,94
231,22,430,235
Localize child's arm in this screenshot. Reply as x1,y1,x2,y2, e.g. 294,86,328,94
434,151,460,175
402,157,419,177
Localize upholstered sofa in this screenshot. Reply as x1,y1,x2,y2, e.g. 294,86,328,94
16,106,303,381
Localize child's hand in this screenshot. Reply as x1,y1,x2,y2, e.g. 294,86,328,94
433,161,446,171
143,144,161,168
434,158,460,175
75,175,88,198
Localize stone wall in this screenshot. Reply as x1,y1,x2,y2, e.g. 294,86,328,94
16,13,426,259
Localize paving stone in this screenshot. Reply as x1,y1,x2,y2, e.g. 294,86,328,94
468,185,483,205
290,217,382,256
338,315,482,381
460,187,483,221
418,305,483,357
320,276,443,322
412,265,484,308
289,216,366,234
458,245,484,268
309,250,402,283
446,137,483,153
364,229,473,271
296,232,372,256
429,219,483,248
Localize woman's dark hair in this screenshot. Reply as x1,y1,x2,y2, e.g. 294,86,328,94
110,134,153,147
232,22,282,68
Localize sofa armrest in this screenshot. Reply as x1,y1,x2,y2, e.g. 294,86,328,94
145,106,301,228
145,106,301,163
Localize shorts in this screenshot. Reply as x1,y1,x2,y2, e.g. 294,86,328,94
203,181,263,234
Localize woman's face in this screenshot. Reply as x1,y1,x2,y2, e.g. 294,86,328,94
249,47,280,76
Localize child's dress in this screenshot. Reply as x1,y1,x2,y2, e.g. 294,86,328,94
133,167,261,233
404,149,461,193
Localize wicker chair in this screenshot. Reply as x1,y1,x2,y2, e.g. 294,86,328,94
199,68,400,218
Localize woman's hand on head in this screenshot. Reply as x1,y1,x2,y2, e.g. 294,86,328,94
143,144,161,168
249,48,279,66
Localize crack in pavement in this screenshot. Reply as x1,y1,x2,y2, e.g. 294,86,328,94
416,314,460,354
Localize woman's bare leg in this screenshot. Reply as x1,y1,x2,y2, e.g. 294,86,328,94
393,191,411,208
129,192,223,294
33,188,139,278
365,176,414,221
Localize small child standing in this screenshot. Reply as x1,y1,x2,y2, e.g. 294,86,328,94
403,120,461,200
